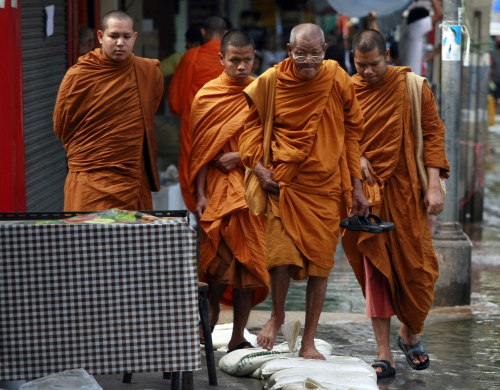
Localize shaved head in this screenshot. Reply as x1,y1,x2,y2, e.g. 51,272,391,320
102,10,135,32
289,23,325,49
352,29,386,56
221,29,255,55
203,16,227,36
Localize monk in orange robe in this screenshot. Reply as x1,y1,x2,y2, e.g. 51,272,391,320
54,10,163,211
239,23,369,359
188,30,269,352
343,30,450,377
168,16,226,212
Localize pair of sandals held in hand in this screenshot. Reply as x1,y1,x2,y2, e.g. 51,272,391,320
340,213,394,234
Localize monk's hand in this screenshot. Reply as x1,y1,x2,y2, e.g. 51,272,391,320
424,167,444,215
254,160,279,194
195,195,208,220
350,177,370,217
212,152,240,173
360,156,375,186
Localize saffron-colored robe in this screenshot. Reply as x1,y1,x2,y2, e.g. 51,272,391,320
54,49,163,211
168,40,225,212
343,66,450,334
239,59,365,272
188,71,270,307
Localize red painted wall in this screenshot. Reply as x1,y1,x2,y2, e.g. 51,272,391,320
0,1,26,211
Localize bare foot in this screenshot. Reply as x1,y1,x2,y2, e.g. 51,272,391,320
299,344,326,360
257,318,282,351
399,325,428,366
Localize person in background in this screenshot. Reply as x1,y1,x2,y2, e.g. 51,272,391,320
188,30,269,352
54,10,163,211
251,49,263,77
239,23,369,360
345,29,449,378
78,26,95,56
168,16,227,212
160,23,204,78
398,0,443,76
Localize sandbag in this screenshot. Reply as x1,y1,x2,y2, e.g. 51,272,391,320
219,337,333,377
260,355,376,381
266,368,378,390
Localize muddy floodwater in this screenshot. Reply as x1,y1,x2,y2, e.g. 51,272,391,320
254,126,500,389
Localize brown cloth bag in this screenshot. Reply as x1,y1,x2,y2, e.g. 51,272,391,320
243,68,277,216
406,72,446,199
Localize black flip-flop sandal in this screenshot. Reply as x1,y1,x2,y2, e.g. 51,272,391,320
371,360,396,378
340,213,394,234
398,336,430,370
227,341,255,354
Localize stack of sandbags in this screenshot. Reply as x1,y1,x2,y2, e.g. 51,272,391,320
219,337,377,390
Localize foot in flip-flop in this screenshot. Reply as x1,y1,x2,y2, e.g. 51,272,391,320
227,341,255,353
340,213,394,234
371,360,396,378
398,336,430,370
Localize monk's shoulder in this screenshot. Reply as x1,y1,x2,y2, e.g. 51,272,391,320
134,56,161,71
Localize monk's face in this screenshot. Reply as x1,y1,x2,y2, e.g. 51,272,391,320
97,17,137,62
287,35,326,80
219,44,255,83
353,47,390,85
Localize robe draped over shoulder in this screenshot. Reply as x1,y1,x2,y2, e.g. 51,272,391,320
189,71,269,307
168,40,225,212
343,66,450,334
240,59,364,271
54,49,163,211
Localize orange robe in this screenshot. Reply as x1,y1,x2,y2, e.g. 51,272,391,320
54,49,163,211
168,40,225,212
188,71,270,307
343,66,450,334
239,59,364,274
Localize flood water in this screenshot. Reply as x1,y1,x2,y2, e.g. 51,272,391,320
253,125,500,389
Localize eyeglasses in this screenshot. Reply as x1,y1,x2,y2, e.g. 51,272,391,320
292,54,324,63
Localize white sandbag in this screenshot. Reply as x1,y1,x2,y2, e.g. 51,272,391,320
279,379,372,390
266,368,378,390
211,323,258,350
219,337,334,377
260,355,376,381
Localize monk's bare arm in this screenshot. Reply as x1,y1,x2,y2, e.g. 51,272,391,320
195,164,209,219
360,156,375,185
212,152,241,173
350,177,370,217
254,160,279,193
424,166,444,215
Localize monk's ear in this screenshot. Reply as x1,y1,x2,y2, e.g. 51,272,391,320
218,52,224,65
286,43,292,58
97,30,104,44
385,48,391,62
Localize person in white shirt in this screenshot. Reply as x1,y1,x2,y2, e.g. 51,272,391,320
399,0,443,76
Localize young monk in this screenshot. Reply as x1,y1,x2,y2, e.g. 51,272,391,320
239,23,369,359
168,16,226,212
54,10,163,211
343,29,450,378
188,29,270,352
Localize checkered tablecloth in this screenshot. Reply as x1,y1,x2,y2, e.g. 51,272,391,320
0,218,201,380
